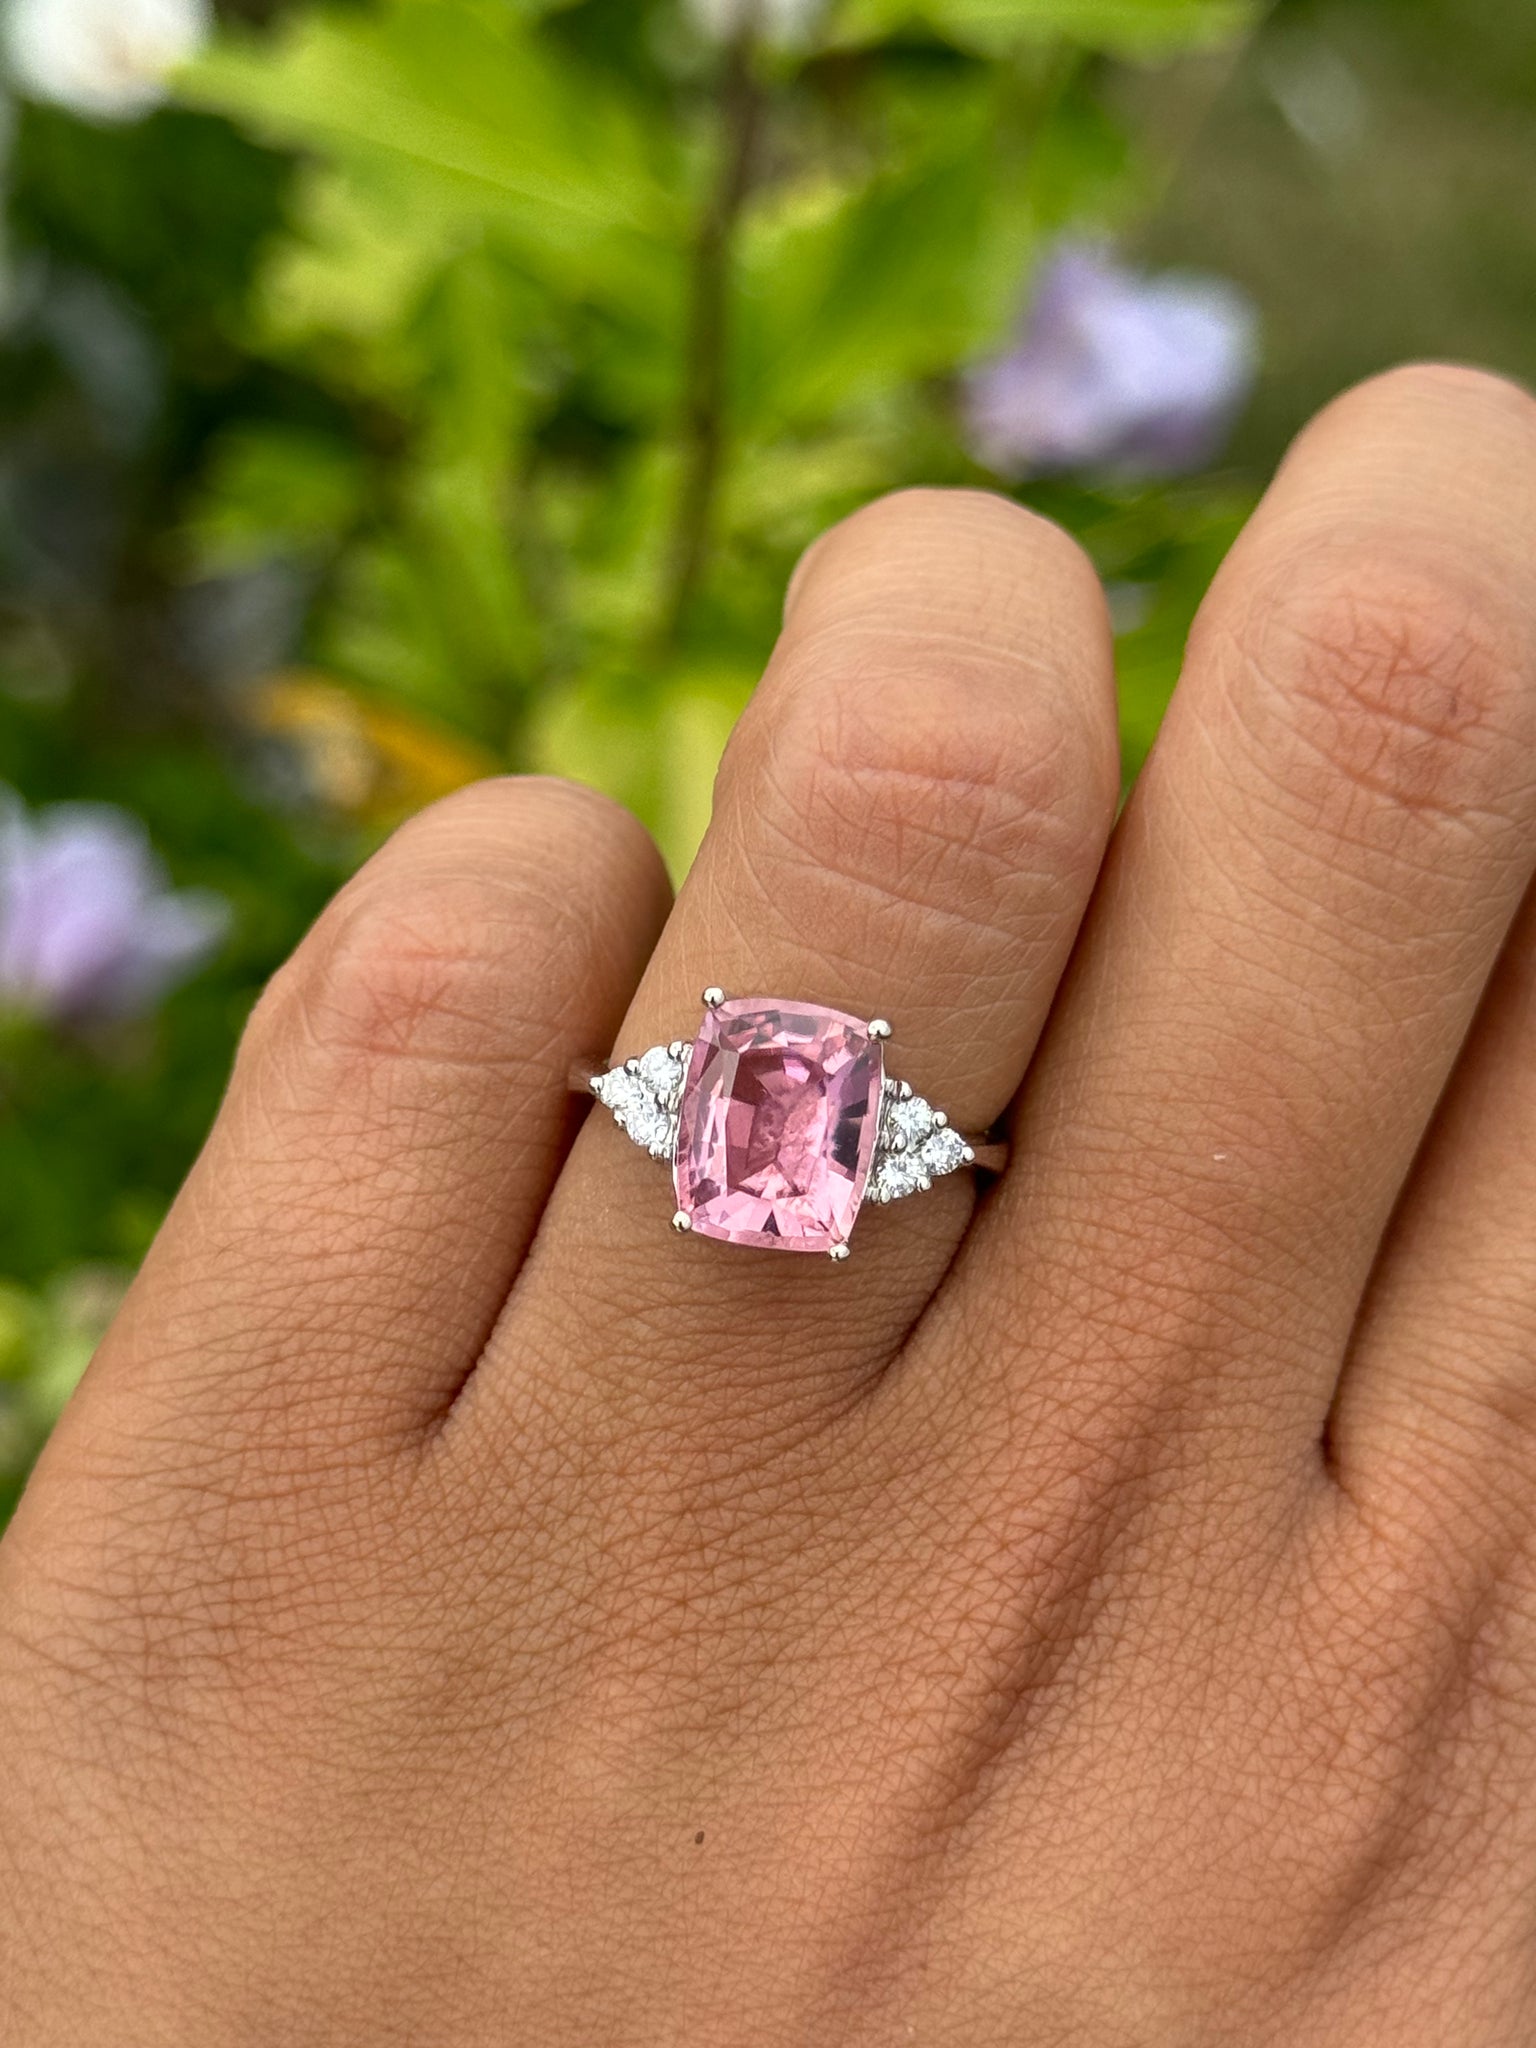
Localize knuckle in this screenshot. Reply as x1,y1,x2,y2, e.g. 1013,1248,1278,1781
245,776,658,1080
308,886,539,1069
256,877,564,1084
724,648,1110,954
768,495,1114,957
1224,541,1536,825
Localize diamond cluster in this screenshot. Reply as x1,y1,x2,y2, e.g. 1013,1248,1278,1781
866,1081,973,1203
591,1043,686,1160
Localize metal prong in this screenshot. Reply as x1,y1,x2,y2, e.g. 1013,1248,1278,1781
828,1243,852,1262
668,1040,686,1058
672,1210,693,1233
931,1110,948,1128
899,1080,913,1100
701,986,725,1009
867,1017,892,1041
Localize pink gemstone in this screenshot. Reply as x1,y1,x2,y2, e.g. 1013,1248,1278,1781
674,1000,884,1252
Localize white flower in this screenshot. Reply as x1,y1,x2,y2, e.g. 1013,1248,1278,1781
4,0,211,123
685,0,824,46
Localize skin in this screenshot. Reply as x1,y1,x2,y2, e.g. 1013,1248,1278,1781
4,363,1536,2044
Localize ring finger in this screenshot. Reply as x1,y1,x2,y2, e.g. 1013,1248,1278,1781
463,487,1118,1432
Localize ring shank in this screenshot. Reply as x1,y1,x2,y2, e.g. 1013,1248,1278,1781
965,1139,1009,1175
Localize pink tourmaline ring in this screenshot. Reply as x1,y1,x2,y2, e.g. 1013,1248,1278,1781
575,990,1006,1260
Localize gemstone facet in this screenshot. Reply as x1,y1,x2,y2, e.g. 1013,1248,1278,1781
674,999,884,1252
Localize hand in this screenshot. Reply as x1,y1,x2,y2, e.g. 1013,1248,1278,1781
6,365,1536,2047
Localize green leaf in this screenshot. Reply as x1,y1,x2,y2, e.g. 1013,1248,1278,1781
830,0,1260,59
722,433,896,546
9,102,290,336
258,164,457,360
186,425,365,570
0,1285,40,1386
532,662,754,879
180,0,682,276
734,80,1033,427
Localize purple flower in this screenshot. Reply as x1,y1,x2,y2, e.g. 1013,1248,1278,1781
0,789,228,1025
963,241,1258,480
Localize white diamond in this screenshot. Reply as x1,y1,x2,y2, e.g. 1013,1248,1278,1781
623,1092,674,1158
920,1126,968,1178
884,1093,935,1151
637,1045,685,1106
594,1068,675,1158
870,1151,925,1203
592,1068,634,1113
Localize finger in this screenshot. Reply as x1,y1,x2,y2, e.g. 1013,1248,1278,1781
1328,879,1536,1536
476,489,1118,1429
64,778,670,1472
943,365,1536,1463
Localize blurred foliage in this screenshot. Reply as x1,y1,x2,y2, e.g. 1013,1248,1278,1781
1131,0,1536,458
171,0,1260,849
2,0,1530,1516
0,1263,128,1524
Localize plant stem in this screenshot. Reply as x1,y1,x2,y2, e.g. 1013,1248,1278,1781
656,23,764,654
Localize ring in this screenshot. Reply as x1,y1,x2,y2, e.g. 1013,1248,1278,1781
573,989,1006,1260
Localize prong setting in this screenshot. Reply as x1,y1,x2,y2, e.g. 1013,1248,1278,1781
828,1243,852,1262
867,1017,892,1041
672,1210,693,1233
701,986,725,1009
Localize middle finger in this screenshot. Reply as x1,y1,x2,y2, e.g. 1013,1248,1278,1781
944,364,1536,1471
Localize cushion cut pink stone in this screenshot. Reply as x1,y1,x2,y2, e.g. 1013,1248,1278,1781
674,999,884,1252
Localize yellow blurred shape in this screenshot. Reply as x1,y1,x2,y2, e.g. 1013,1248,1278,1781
252,671,497,824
